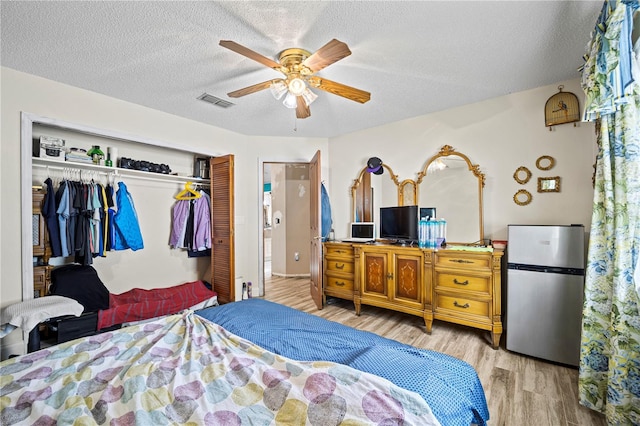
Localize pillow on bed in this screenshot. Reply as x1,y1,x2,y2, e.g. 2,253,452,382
49,264,110,312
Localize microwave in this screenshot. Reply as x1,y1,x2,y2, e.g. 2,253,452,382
350,222,375,240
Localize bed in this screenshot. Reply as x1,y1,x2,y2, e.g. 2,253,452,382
0,299,489,426
198,299,489,426
33,264,217,350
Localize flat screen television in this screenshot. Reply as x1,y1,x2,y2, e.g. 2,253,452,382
379,205,419,244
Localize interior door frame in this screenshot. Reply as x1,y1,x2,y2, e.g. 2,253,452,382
257,156,315,297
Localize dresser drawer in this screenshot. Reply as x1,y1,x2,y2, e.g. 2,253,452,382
325,276,354,291
326,259,354,274
324,245,354,258
435,294,490,319
435,272,490,294
435,253,491,271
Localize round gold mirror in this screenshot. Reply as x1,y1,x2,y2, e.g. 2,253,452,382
536,155,555,170
513,189,532,206
513,166,532,184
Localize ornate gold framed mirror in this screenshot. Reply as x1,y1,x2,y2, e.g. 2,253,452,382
536,155,555,170
400,179,417,206
514,189,532,206
416,145,485,244
351,164,402,223
513,166,532,184
538,176,560,192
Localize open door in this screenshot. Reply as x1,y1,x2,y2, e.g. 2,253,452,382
309,150,323,309
210,155,235,304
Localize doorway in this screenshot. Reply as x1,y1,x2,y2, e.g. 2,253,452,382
261,161,311,296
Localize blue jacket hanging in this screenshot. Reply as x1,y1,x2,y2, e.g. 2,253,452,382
112,181,144,251
321,182,333,241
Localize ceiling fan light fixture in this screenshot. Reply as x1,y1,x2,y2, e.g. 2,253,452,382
287,77,306,96
282,92,298,109
302,88,318,106
270,80,287,100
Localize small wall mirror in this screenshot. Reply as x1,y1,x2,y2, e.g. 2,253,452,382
351,164,402,224
416,145,485,244
538,176,560,192
513,166,532,184
514,189,533,206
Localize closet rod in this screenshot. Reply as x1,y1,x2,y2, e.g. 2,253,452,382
32,163,210,187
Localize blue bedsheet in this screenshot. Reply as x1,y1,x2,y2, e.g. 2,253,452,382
197,299,489,426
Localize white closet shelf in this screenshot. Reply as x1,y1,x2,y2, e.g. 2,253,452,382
32,157,209,185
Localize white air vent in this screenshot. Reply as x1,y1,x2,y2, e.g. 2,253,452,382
197,93,234,108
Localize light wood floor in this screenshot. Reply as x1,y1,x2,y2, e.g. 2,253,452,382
262,276,606,426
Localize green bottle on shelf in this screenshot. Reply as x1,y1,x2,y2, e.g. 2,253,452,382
87,145,104,165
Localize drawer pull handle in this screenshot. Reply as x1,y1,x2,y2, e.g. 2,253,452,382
335,263,345,269
453,278,469,285
453,301,470,309
387,273,394,279
335,281,345,287
449,259,474,264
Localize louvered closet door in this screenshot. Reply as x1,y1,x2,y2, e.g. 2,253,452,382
210,155,235,304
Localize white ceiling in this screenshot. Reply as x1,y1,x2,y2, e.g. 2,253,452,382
1,1,603,139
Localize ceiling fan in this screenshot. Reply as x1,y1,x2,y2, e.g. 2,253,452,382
219,39,371,119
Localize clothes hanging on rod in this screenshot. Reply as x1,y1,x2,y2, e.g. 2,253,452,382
169,187,211,253
43,179,113,264
40,171,143,264
112,182,144,251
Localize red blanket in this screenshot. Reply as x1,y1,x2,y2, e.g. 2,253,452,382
97,280,215,330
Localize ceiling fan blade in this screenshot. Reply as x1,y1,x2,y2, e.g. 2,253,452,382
227,80,278,98
296,96,311,119
219,40,282,70
307,76,370,104
302,39,352,73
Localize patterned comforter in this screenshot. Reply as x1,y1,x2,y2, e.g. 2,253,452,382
0,311,441,425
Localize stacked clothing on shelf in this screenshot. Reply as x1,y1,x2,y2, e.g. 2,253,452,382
42,178,144,265
65,148,93,164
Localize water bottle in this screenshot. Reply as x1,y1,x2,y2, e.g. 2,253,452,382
418,217,427,248
440,218,447,246
427,219,436,249
434,218,442,247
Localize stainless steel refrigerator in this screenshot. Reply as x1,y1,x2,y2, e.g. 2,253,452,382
505,225,585,366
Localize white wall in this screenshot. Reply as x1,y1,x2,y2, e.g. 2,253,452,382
0,67,328,357
1,67,595,357
328,78,597,242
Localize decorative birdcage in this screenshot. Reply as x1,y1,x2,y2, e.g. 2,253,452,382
544,85,580,129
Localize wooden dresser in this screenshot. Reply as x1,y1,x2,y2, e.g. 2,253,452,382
323,242,504,348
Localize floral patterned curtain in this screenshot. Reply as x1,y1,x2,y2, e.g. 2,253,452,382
579,0,640,424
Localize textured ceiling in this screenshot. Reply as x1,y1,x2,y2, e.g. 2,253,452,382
1,1,603,139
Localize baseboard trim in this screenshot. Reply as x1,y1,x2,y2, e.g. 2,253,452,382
271,273,311,278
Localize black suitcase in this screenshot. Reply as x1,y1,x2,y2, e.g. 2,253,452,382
43,264,111,347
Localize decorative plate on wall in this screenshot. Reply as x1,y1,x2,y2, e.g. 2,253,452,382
544,86,580,128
